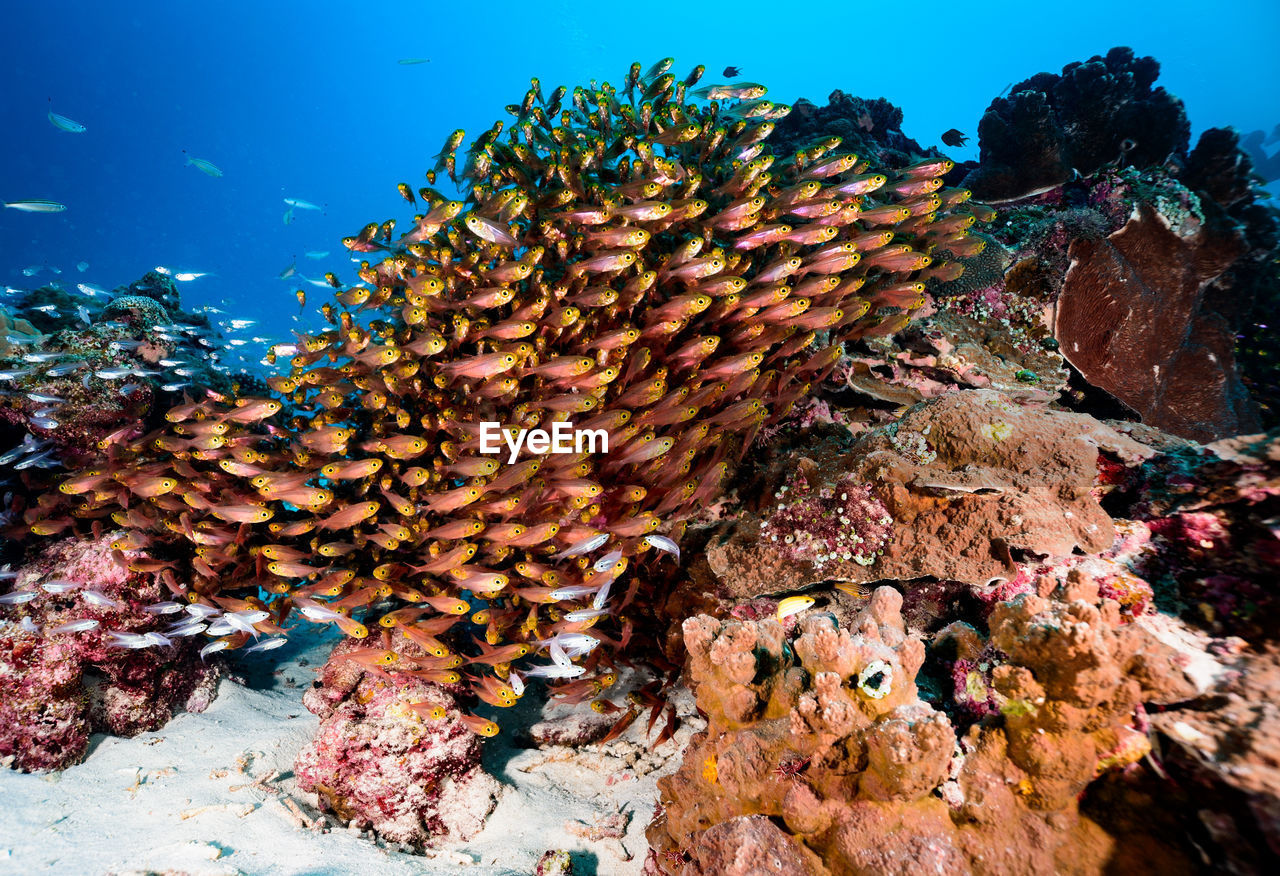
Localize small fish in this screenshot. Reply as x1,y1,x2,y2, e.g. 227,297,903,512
592,549,623,573
200,639,230,659
553,533,608,559
722,66,742,77
184,603,223,620
40,579,80,593
283,207,295,225
522,662,586,679
31,304,60,314
563,607,610,622
82,589,123,608
227,318,256,330
4,200,66,213
166,621,208,637
941,128,968,147
144,601,185,615
107,631,152,649
49,619,100,634
143,632,172,648
174,272,208,281
186,156,223,177
284,198,321,210
48,111,86,133
776,595,815,621
242,637,287,653
279,261,297,279
397,58,430,65
305,251,329,259
0,590,37,604
21,617,41,634
643,534,681,562
75,305,90,325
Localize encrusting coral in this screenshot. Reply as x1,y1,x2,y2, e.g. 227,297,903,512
295,636,501,845
12,59,991,736
648,575,1228,874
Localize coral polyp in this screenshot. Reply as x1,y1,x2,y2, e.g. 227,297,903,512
20,60,988,734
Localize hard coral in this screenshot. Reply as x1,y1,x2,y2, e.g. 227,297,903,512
650,577,1227,874
0,535,219,771
29,61,991,735
1055,201,1256,441
706,390,1151,595
966,47,1189,200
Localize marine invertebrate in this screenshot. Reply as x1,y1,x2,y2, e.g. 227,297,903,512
0,535,219,771
24,60,989,734
1054,201,1256,441
649,576,1229,874
759,471,892,571
101,295,169,327
296,636,500,845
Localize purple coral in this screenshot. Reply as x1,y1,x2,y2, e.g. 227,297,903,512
759,471,893,571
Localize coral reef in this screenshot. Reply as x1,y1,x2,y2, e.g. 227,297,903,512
0,535,219,771
648,577,1227,874
705,389,1151,595
0,270,239,460
965,47,1189,200
25,60,988,734
296,635,500,845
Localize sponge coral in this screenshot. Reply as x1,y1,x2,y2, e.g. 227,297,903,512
21,60,990,734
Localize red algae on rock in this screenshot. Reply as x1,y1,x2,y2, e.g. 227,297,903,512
295,636,500,846
0,535,219,771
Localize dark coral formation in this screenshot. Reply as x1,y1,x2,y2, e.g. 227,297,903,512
0,536,219,771
770,91,944,171
965,47,1189,201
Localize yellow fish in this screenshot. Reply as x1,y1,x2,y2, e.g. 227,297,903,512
776,595,815,621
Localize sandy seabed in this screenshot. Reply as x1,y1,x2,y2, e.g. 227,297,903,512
0,630,689,875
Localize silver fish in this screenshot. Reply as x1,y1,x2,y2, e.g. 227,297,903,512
4,200,66,213
552,533,608,559
242,636,287,653
49,619,100,634
0,590,37,604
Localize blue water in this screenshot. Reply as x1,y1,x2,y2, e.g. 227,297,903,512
3,0,1278,367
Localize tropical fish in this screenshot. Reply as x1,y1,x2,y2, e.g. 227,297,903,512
185,157,223,177
47,111,86,133
776,595,815,621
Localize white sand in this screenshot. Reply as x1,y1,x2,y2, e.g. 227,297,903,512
0,632,698,875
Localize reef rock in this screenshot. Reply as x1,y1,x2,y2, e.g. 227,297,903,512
296,636,501,846
706,390,1153,595
0,536,219,771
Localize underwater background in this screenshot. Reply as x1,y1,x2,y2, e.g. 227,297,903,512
3,0,1278,360
3,3,1280,873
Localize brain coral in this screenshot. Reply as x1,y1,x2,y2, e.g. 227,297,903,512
22,59,992,734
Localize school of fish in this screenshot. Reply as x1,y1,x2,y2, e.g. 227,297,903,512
18,59,990,736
